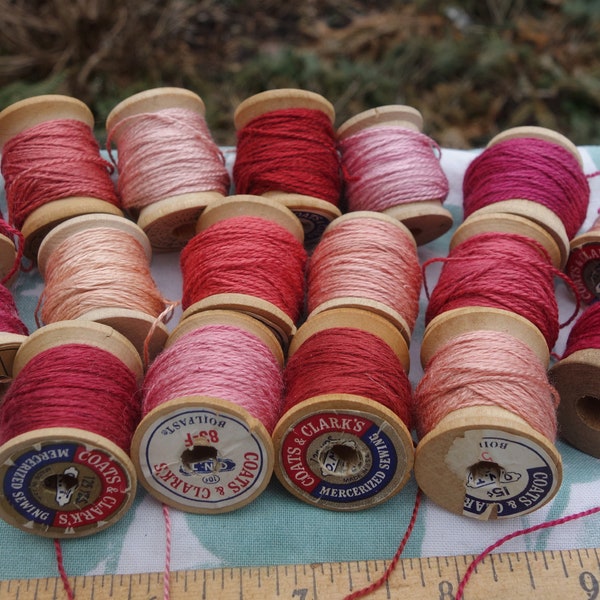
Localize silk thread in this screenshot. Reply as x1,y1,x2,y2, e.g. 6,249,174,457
1,119,120,229
233,108,341,205
0,216,24,284
54,539,74,600
562,300,600,356
338,126,449,212
0,284,28,335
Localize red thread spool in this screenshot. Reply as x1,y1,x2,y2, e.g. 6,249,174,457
0,215,18,285
132,310,284,513
415,307,562,520
0,283,28,383
549,301,600,458
0,321,142,538
463,126,588,269
272,308,414,511
106,87,230,251
0,95,123,260
567,213,600,304
180,194,306,348
337,105,452,245
307,211,422,344
37,213,170,362
233,89,342,249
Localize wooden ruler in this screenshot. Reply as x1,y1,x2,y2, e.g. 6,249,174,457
1,547,599,599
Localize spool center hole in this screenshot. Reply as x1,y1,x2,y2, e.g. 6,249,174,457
44,472,79,494
320,443,362,477
467,460,502,488
576,395,600,431
181,445,218,471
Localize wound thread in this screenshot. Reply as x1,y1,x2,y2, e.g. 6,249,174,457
0,284,28,336
563,301,600,357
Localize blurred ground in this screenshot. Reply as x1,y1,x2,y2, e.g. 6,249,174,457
0,0,599,147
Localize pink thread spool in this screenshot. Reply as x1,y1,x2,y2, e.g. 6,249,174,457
337,105,452,245
549,302,600,458
306,210,422,344
106,87,230,251
272,308,414,511
131,309,284,513
0,219,17,285
181,194,306,349
566,214,600,304
37,213,170,362
0,320,142,538
0,283,28,384
464,126,586,269
0,95,123,260
233,89,342,249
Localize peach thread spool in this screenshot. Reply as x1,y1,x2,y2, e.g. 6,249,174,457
233,88,342,249
131,309,284,513
567,213,600,304
106,87,230,252
180,194,306,349
272,308,414,511
0,320,142,538
463,126,589,270
37,214,171,363
337,105,452,245
0,95,123,260
306,211,422,344
549,301,600,458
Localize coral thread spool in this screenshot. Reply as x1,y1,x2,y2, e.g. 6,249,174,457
131,310,283,513
233,89,342,248
549,302,600,458
37,213,169,362
566,214,600,304
464,126,587,269
272,308,414,511
106,87,229,251
415,308,562,519
0,321,142,537
337,105,452,244
181,194,306,348
0,95,123,259
307,211,422,344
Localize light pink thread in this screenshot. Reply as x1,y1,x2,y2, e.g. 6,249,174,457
338,126,449,212
142,324,283,433
162,503,172,600
107,107,230,214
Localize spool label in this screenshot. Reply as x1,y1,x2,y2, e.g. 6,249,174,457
1,442,130,532
137,408,270,509
566,242,600,303
447,430,559,519
293,210,331,249
279,412,400,505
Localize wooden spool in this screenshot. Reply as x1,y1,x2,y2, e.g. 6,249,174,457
106,87,226,252
233,89,342,249
566,222,600,304
272,307,414,511
37,213,169,363
0,233,17,285
306,210,416,345
131,310,283,514
0,321,141,538
0,95,124,260
469,125,584,270
337,105,453,245
415,306,562,519
549,349,600,458
182,194,305,349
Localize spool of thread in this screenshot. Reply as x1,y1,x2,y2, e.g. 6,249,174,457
0,95,123,260
463,126,589,269
0,320,142,537
0,283,28,383
180,194,306,348
566,213,600,304
306,211,422,343
131,309,284,513
415,308,562,519
0,215,19,285
337,105,452,245
272,308,414,511
425,231,564,350
106,87,230,251
549,301,600,458
233,88,342,248
37,214,170,362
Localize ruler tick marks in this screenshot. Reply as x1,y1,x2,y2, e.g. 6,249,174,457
525,552,535,590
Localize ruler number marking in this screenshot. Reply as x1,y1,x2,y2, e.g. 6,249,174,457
580,572,599,599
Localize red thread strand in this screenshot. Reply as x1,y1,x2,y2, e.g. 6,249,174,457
1,119,120,229
424,232,564,348
180,216,307,323
54,539,75,600
233,108,342,205
563,301,600,356
463,137,589,239
0,283,28,335
283,327,413,430
0,344,140,452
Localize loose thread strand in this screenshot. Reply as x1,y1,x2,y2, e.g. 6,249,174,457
54,539,75,600
162,503,172,600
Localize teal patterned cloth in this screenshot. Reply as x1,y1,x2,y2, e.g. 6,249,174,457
1,147,599,581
